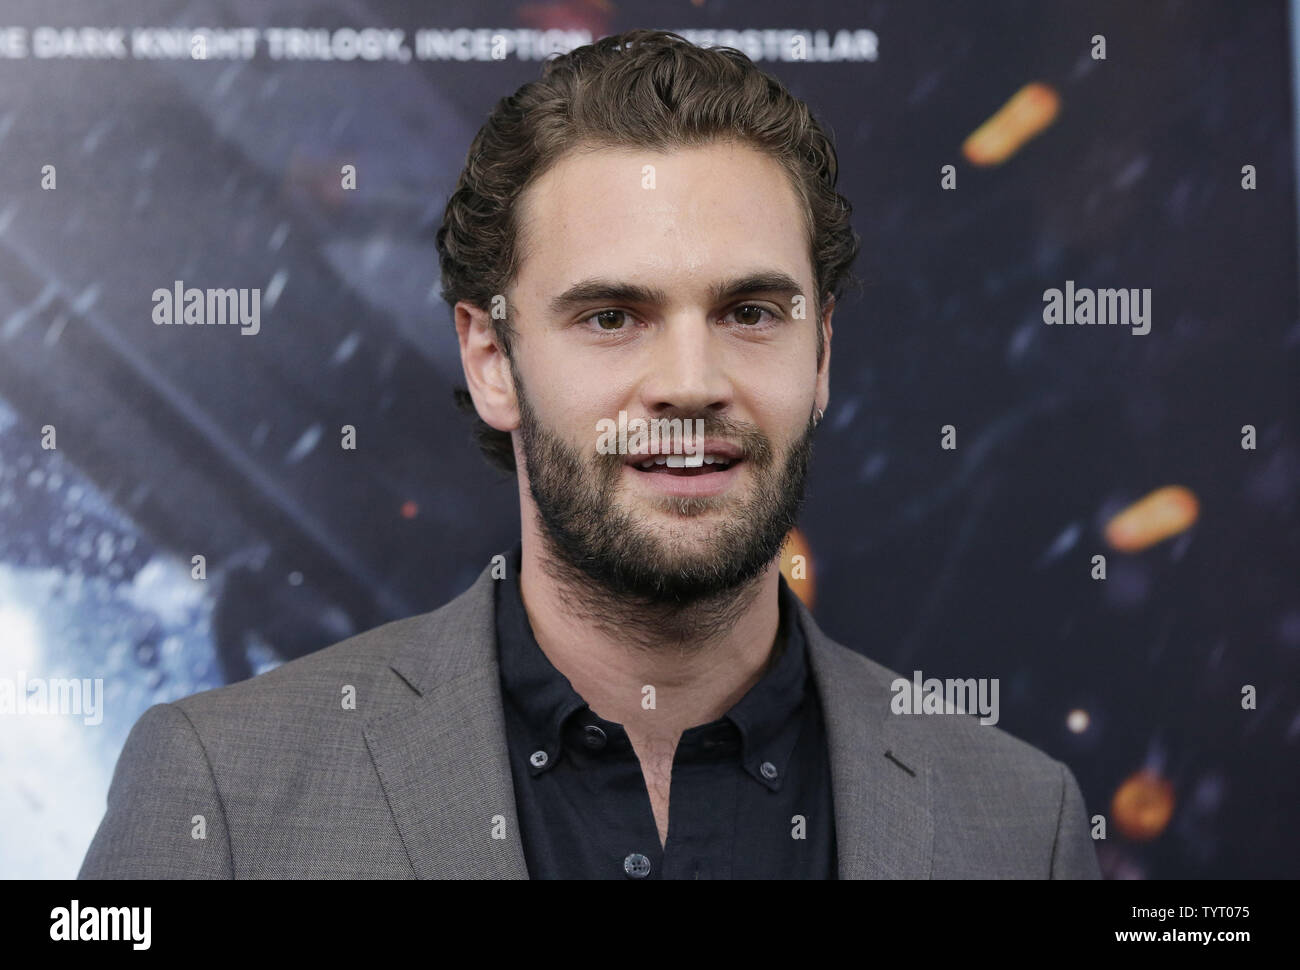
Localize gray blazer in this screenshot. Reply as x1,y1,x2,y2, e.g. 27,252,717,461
79,555,1102,879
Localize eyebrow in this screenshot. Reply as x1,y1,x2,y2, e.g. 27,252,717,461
547,271,805,316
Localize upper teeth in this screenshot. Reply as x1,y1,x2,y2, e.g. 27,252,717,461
636,454,733,469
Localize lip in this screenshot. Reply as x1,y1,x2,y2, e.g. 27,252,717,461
619,439,744,465
622,457,744,498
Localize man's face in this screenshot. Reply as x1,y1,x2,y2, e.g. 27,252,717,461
506,139,830,604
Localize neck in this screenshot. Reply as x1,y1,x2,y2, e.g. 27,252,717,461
516,522,785,747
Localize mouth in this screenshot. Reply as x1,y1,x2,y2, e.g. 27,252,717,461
621,443,746,499
627,453,741,476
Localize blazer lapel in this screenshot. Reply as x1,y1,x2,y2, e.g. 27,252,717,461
363,563,529,879
796,598,935,879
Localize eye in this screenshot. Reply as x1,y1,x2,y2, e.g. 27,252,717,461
723,304,778,327
579,304,780,334
581,309,634,332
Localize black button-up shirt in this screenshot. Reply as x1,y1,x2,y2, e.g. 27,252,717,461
494,544,838,879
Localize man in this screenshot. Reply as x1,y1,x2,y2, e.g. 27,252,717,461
80,29,1100,879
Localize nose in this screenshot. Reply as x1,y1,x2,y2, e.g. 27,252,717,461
636,311,734,419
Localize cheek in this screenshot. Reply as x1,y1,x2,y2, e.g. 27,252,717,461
533,343,641,419
523,370,629,455
743,369,812,431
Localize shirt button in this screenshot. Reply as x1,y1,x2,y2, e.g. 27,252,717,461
623,853,652,879
760,761,779,780
529,750,548,768
582,724,608,750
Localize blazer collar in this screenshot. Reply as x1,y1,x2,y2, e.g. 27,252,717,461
366,554,933,879
790,593,935,878
363,561,529,878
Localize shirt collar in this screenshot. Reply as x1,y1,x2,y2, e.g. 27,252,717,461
716,575,810,790
494,542,810,789
494,545,588,771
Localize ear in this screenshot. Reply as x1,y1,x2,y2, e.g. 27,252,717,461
455,300,520,433
815,295,834,417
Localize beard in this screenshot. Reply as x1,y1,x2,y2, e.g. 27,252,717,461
516,374,818,608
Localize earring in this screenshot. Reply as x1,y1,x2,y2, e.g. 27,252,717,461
814,407,825,427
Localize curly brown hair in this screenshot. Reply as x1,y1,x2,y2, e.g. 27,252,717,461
436,29,860,474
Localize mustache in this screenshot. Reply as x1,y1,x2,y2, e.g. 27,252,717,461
590,415,776,468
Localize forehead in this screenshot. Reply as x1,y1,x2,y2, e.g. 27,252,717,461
513,140,812,303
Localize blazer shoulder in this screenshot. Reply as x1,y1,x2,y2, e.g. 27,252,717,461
177,609,429,720
815,634,1067,784
812,633,1099,877
174,563,493,730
